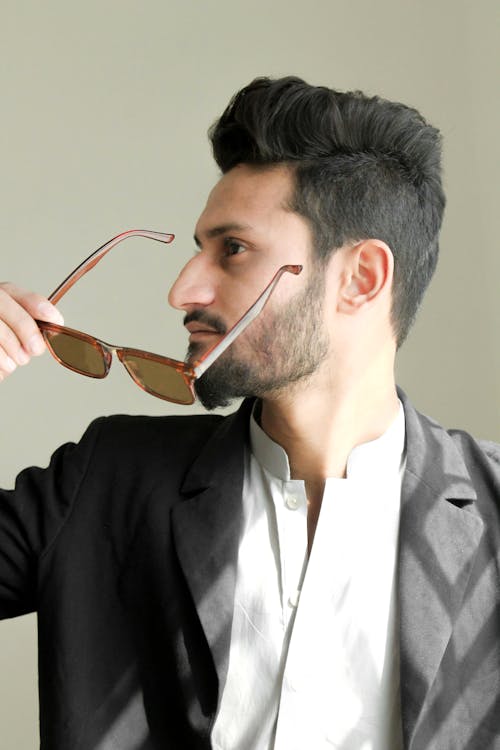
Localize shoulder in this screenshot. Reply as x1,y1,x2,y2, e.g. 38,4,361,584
447,428,500,485
477,439,500,466
81,411,228,472
53,412,235,544
399,388,500,503
93,411,225,445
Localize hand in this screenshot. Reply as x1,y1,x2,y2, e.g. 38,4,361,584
0,282,64,381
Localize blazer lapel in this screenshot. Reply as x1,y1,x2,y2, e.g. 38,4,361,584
171,399,254,701
398,393,484,747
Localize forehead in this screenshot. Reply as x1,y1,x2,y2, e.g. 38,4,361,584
195,164,297,240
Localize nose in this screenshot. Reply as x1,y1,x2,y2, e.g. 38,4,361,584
168,255,216,311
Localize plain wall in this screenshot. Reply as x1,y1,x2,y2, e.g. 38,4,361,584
1,0,499,744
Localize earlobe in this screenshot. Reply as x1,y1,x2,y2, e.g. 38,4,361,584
338,240,393,313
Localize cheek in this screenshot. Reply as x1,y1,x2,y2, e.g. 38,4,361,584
242,311,280,356
221,288,261,329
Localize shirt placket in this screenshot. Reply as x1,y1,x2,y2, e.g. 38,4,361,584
275,479,308,633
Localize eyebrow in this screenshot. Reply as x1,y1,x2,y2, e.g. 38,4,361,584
193,223,252,248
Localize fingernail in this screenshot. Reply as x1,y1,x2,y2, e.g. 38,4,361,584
38,302,64,325
16,348,30,366
4,356,17,373
28,334,46,356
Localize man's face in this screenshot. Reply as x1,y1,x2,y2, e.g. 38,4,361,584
168,164,330,409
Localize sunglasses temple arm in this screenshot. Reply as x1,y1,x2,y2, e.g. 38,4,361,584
48,229,175,305
193,264,302,379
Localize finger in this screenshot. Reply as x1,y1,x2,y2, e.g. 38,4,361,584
0,348,18,380
0,286,60,362
0,283,64,325
0,318,35,365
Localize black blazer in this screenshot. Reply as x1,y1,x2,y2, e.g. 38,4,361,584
0,392,499,749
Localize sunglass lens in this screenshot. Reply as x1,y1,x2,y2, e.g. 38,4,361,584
43,331,108,378
121,354,194,404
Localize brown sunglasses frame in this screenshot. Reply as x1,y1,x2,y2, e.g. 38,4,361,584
35,229,303,403
36,320,196,404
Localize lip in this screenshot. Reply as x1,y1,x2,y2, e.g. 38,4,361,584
185,322,219,334
189,330,218,336
188,330,220,344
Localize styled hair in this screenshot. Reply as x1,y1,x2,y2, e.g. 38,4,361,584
209,76,446,347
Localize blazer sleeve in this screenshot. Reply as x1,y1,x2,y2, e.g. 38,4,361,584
0,418,105,619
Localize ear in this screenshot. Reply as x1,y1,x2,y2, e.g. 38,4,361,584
338,240,394,314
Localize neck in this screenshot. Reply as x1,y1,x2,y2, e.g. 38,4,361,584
258,346,399,554
259,362,399,483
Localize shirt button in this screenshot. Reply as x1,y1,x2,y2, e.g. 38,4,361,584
285,494,299,510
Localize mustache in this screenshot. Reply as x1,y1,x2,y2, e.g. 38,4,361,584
183,310,227,335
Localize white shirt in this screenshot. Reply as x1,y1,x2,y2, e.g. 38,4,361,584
211,404,406,750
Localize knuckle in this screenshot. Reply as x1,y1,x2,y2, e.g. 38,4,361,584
0,286,20,315
0,283,36,311
0,286,11,305
0,282,19,300
0,325,19,355
15,316,39,341
0,304,37,339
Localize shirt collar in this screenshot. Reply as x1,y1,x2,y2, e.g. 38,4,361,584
250,400,406,482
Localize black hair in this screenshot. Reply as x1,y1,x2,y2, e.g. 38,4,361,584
209,76,446,347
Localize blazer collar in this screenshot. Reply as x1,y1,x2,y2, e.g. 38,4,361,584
171,398,254,703
397,390,484,746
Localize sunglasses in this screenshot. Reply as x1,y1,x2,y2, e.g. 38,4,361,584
36,229,302,404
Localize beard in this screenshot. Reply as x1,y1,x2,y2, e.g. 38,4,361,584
186,267,329,410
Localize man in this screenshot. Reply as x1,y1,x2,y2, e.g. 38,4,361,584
0,77,499,749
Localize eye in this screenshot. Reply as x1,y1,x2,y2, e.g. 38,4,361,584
223,238,246,257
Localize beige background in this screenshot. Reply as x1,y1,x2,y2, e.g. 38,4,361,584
1,0,499,745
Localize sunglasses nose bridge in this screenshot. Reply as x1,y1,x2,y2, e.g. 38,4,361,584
98,340,114,374
115,348,135,379
115,348,126,365
115,348,147,392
